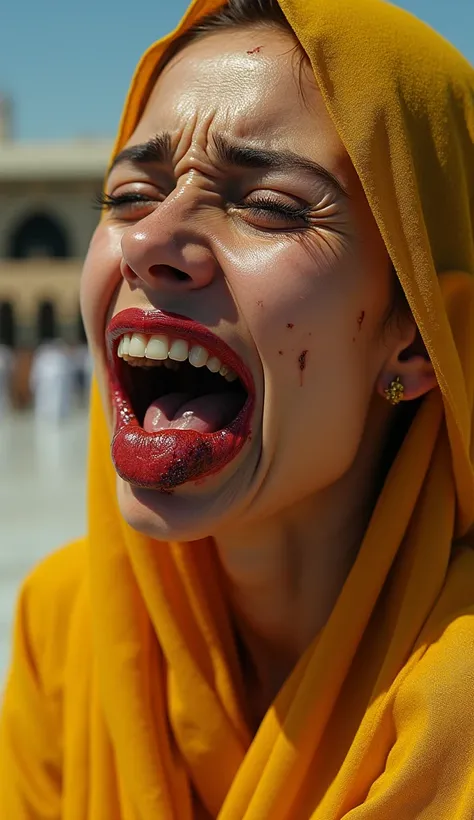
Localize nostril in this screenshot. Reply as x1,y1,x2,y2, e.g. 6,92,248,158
175,269,190,282
149,264,191,283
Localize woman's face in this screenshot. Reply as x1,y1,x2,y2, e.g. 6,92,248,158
81,26,396,540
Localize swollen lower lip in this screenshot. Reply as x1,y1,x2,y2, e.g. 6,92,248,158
111,414,251,491
110,380,253,491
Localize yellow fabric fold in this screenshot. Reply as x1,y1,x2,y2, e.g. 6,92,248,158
2,0,474,817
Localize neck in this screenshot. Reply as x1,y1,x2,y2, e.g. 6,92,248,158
216,491,371,703
214,402,393,719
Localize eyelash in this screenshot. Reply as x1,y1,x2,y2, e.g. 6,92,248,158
94,191,312,225
93,192,152,210
235,193,312,224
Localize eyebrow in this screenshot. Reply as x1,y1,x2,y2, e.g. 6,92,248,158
212,134,350,199
109,133,173,173
109,131,350,199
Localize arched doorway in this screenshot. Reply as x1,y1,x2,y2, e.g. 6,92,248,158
8,212,70,259
0,300,16,347
37,300,58,342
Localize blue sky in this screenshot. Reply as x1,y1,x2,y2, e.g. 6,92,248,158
1,0,472,142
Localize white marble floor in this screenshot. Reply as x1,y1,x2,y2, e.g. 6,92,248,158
0,410,89,686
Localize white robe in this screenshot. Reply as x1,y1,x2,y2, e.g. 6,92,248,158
0,345,13,415
30,343,74,423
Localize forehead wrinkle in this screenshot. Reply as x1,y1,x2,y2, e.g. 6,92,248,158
110,66,351,196
108,124,351,202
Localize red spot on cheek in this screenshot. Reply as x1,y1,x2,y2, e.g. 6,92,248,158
287,323,294,329
247,46,263,54
357,310,365,331
298,349,308,386
278,350,283,356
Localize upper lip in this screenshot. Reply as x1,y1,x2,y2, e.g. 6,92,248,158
106,307,254,392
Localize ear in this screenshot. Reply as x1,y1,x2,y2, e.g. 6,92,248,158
376,321,438,403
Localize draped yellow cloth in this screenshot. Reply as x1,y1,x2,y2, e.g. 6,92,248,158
2,0,474,817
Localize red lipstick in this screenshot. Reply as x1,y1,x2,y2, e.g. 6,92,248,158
106,308,255,490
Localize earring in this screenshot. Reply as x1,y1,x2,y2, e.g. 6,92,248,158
384,376,404,405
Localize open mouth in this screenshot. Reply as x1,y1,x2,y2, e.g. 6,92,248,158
107,308,255,491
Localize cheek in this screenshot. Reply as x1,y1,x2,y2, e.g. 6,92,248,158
223,241,325,337
80,225,122,350
229,242,356,368
230,242,387,442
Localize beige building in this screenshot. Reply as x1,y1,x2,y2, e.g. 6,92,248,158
0,100,111,402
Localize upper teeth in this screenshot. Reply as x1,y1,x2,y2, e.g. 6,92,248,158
117,332,238,382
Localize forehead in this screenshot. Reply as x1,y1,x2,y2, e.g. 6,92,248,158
132,27,349,170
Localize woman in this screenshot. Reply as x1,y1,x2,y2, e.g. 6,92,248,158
2,0,474,816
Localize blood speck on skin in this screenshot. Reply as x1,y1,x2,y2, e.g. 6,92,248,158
247,46,263,54
357,310,365,331
278,350,283,355
298,349,308,387
287,323,294,329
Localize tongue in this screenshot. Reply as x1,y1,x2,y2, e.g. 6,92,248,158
143,391,243,435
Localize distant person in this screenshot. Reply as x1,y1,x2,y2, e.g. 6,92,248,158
2,1,474,818
0,343,14,415
72,342,93,404
29,339,74,423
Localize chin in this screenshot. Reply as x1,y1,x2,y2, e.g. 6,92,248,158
115,446,258,542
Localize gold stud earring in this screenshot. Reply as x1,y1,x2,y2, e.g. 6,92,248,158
384,376,404,405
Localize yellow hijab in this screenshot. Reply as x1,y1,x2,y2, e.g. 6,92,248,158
2,0,474,817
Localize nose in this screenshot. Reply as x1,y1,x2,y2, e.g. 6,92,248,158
120,193,220,293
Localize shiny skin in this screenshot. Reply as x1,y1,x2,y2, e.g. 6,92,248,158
81,27,430,543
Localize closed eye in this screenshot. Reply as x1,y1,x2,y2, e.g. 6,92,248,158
94,192,158,211
236,194,312,224
94,190,313,230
